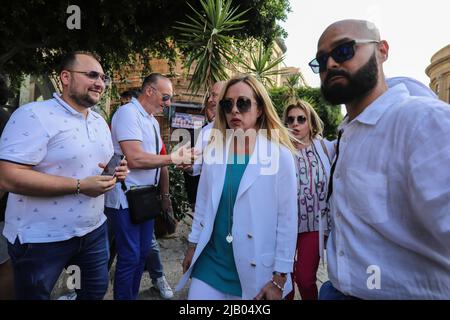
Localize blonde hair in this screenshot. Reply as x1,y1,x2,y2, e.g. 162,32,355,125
211,74,295,153
283,99,324,140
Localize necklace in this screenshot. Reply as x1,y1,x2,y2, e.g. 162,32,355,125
226,152,234,243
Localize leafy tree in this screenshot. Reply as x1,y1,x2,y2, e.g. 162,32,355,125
0,0,291,88
269,86,343,140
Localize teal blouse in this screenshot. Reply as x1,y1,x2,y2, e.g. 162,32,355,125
191,153,250,297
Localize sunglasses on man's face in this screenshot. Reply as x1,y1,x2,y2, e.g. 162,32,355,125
286,115,307,125
308,39,379,74
150,86,172,102
219,97,252,114
68,70,110,85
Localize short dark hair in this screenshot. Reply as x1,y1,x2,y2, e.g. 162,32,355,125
141,73,166,91
58,51,101,74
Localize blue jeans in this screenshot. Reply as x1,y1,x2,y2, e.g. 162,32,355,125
8,222,109,300
105,208,163,280
145,231,163,280
106,206,154,300
319,281,360,300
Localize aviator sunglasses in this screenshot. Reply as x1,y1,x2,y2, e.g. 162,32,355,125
309,39,379,74
219,97,252,114
286,115,307,125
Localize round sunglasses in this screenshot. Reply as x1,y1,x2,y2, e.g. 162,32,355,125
286,115,307,125
219,97,252,114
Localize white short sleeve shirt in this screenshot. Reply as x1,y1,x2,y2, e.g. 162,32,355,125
105,98,162,209
0,93,114,244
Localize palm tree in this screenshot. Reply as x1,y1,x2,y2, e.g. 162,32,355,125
285,73,302,99
237,41,288,88
175,0,248,96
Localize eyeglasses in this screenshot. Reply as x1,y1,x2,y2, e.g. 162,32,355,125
219,97,252,114
150,86,172,102
286,115,307,125
67,70,110,85
309,40,379,74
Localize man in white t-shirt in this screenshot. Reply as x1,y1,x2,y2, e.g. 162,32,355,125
105,73,195,300
309,19,450,299
0,51,128,300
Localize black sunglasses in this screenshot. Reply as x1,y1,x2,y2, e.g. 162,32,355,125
150,85,172,102
67,70,110,85
286,115,307,125
309,39,379,74
219,97,252,114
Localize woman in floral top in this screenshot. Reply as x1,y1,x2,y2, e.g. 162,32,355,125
283,99,334,300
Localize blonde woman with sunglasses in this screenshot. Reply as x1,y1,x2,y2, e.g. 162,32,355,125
176,75,298,300
283,99,334,300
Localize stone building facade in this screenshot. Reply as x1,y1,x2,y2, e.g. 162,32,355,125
426,44,450,104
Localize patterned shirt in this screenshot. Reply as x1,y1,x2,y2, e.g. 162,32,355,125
0,93,113,244
295,143,330,234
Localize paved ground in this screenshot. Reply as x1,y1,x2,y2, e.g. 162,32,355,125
53,215,329,300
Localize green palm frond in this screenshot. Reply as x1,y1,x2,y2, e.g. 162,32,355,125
237,41,288,88
175,0,248,95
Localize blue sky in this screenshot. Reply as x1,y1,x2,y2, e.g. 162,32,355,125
281,0,450,87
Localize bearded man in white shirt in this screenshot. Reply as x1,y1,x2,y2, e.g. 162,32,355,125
308,19,450,299
0,51,128,300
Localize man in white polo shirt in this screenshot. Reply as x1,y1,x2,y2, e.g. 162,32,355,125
105,73,195,299
0,51,128,300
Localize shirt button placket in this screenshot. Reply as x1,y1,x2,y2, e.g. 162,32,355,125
87,119,96,142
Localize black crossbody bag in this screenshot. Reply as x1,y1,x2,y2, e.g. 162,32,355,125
123,124,162,224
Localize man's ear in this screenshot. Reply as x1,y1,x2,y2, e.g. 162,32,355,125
378,40,389,62
145,85,153,98
60,70,70,86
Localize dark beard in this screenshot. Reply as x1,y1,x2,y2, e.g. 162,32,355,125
68,88,99,108
69,93,96,108
320,52,378,105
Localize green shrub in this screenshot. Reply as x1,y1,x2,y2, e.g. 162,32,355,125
168,165,191,221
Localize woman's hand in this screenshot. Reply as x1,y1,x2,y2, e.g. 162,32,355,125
254,275,286,300
182,245,196,273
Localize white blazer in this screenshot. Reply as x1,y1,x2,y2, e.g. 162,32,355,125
176,133,298,300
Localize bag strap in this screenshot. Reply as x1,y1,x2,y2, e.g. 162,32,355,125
152,122,160,186
320,139,331,164
121,120,161,192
